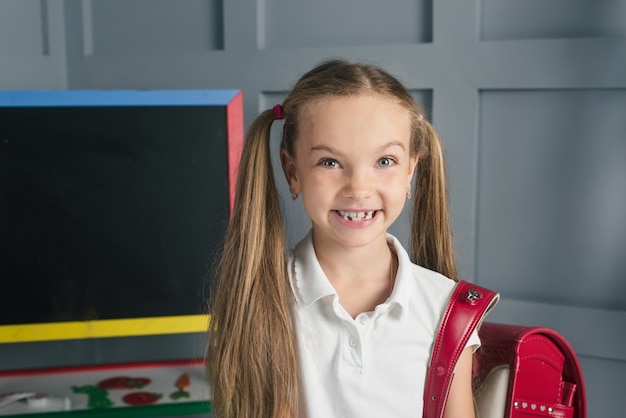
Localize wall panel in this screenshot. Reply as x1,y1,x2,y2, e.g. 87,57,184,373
0,0,67,89
0,0,49,55
477,89,626,310
84,0,223,55
260,0,432,48
0,0,47,55
482,0,626,40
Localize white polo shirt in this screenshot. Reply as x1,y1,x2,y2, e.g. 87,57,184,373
288,231,480,418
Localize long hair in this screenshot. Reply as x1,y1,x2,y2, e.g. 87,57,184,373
206,59,458,418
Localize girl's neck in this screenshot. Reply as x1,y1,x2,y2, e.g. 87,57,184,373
312,232,391,277
311,232,397,317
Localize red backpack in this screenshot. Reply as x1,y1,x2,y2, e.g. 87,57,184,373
423,281,587,418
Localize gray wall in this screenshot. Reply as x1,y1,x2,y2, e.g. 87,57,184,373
1,1,625,416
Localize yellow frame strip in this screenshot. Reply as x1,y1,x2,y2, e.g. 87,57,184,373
0,314,210,344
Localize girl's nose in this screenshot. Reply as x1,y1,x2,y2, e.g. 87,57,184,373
344,168,374,200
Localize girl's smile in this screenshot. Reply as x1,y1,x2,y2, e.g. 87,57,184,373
335,209,378,221
333,209,381,227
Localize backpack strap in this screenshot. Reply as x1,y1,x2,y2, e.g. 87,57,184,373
423,280,499,418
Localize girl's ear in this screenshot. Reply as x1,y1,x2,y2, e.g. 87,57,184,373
280,148,300,195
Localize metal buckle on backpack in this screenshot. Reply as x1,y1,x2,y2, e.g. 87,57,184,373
466,289,483,305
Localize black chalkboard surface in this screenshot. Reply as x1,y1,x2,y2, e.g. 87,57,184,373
0,90,243,343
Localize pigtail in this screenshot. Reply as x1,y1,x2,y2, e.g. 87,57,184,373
207,109,299,418
410,119,459,281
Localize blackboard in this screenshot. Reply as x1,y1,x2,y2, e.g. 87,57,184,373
0,90,243,343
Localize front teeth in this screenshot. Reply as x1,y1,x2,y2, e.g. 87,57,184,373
337,210,375,221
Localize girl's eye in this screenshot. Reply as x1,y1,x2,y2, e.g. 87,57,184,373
320,159,339,168
378,157,395,167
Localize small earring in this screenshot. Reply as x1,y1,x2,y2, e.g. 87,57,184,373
406,190,412,200
291,192,299,201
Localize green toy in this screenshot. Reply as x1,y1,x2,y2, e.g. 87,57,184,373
71,385,114,409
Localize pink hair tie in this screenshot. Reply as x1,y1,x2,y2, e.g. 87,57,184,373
273,104,285,120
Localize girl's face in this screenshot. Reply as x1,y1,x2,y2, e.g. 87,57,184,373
281,94,418,251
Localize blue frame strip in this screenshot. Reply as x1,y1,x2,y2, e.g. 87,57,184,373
0,89,240,107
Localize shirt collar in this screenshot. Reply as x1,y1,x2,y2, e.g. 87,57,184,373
386,233,413,316
290,231,337,306
289,231,414,315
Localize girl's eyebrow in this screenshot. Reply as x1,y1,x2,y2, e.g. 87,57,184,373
380,140,407,151
309,145,339,155
309,141,406,155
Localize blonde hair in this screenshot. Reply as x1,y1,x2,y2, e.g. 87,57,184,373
207,59,458,418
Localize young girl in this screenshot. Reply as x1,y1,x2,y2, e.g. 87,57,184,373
207,59,479,418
